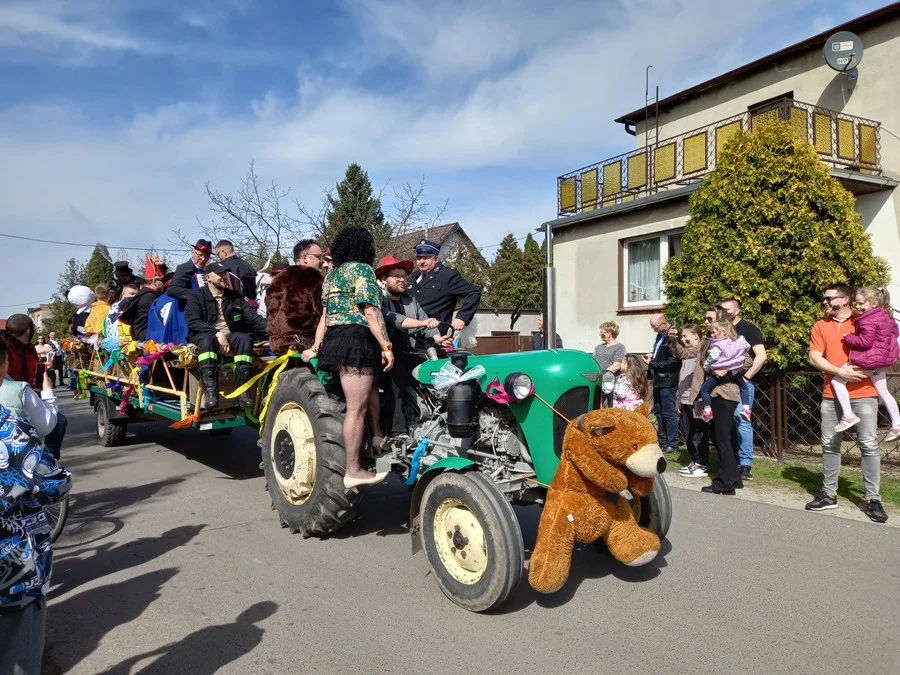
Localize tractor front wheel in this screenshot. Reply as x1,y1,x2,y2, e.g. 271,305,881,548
420,471,523,612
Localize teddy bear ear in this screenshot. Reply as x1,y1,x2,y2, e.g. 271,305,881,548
636,402,651,417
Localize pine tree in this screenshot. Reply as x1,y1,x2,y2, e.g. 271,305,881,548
663,121,888,371
486,234,541,329
85,244,113,290
325,163,385,245
43,257,88,337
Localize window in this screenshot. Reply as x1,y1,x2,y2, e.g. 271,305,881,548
621,232,682,307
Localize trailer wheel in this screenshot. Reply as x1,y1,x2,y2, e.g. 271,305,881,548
260,367,359,537
95,400,126,447
420,471,523,612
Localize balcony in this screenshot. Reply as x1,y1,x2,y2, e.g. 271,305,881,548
557,98,882,216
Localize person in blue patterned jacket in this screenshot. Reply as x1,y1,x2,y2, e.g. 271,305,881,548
0,402,71,674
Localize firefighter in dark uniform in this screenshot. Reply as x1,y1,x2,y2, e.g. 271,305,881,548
406,239,481,332
185,261,267,410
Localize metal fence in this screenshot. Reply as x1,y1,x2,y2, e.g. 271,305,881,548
557,98,883,216
754,371,900,464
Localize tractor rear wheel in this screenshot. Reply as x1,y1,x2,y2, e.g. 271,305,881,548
420,471,523,612
594,474,673,553
261,367,360,537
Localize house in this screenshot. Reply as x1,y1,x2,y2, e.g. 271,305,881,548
388,223,540,336
27,304,52,334
547,4,900,352
388,222,487,266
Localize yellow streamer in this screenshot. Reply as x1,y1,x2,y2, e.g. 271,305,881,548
257,353,297,428
220,349,297,400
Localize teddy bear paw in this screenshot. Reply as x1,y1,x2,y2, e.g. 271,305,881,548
624,549,658,567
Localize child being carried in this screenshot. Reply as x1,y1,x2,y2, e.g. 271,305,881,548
699,319,752,422
832,285,900,440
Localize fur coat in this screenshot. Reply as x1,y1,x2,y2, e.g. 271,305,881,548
265,265,324,355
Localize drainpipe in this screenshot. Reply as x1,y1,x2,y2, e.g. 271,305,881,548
542,221,556,350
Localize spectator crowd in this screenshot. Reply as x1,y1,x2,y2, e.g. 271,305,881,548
536,288,896,524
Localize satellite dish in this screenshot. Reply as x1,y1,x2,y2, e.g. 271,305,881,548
824,31,863,73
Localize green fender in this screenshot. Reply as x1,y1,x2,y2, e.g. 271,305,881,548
408,457,476,554
422,457,476,474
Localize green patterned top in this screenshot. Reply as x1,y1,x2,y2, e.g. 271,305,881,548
322,262,382,327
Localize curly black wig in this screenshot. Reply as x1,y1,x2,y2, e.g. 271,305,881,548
330,226,375,268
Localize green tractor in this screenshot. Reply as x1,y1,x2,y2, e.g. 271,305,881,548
260,348,672,612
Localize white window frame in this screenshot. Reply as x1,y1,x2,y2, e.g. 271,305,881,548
621,230,683,308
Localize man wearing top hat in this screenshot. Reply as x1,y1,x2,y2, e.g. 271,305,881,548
406,239,481,333
113,261,142,292
119,257,166,341
168,239,213,302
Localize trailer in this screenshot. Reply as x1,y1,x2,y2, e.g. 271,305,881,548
73,340,280,444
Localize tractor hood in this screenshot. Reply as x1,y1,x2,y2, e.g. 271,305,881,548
413,349,602,401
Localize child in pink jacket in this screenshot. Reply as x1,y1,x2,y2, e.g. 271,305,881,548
833,286,900,441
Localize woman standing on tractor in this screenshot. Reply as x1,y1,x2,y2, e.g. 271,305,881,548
303,226,394,489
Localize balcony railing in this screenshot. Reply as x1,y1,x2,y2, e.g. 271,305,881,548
557,98,882,216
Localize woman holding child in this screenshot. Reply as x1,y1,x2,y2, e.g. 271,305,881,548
669,305,749,495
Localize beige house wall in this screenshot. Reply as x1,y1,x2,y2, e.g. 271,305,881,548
554,189,898,355
554,198,690,354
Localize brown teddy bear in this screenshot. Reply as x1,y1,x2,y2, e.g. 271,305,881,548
528,405,666,594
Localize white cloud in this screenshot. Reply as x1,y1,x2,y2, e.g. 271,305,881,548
0,0,876,311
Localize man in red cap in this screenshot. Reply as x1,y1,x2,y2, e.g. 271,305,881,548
120,256,166,341
376,254,453,436
168,239,212,302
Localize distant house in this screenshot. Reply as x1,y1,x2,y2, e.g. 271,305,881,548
27,304,52,334
387,222,488,268
389,223,543,337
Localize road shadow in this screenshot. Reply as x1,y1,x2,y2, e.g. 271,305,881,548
52,525,206,597
42,568,179,675
55,478,185,550
493,503,672,614
97,601,278,675
781,465,867,509
126,424,263,481
329,480,411,539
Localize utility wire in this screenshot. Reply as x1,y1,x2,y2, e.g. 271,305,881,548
0,232,181,253
1,230,535,254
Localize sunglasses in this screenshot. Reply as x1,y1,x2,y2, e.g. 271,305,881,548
822,295,846,302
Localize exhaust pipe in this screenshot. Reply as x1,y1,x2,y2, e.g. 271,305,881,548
542,221,556,351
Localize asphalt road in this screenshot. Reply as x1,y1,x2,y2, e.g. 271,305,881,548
42,393,899,675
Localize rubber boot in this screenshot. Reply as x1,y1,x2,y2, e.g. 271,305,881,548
235,366,255,408
199,366,219,410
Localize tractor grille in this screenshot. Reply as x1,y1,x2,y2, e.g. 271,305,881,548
553,387,590,457
593,385,604,410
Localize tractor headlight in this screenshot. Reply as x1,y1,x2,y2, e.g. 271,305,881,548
504,373,534,401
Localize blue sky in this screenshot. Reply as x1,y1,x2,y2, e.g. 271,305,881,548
0,0,891,313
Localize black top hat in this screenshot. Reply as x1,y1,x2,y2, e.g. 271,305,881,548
113,261,134,276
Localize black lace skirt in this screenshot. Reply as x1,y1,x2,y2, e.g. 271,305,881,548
317,324,381,375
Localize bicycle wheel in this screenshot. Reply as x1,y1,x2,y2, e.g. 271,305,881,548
45,495,70,543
